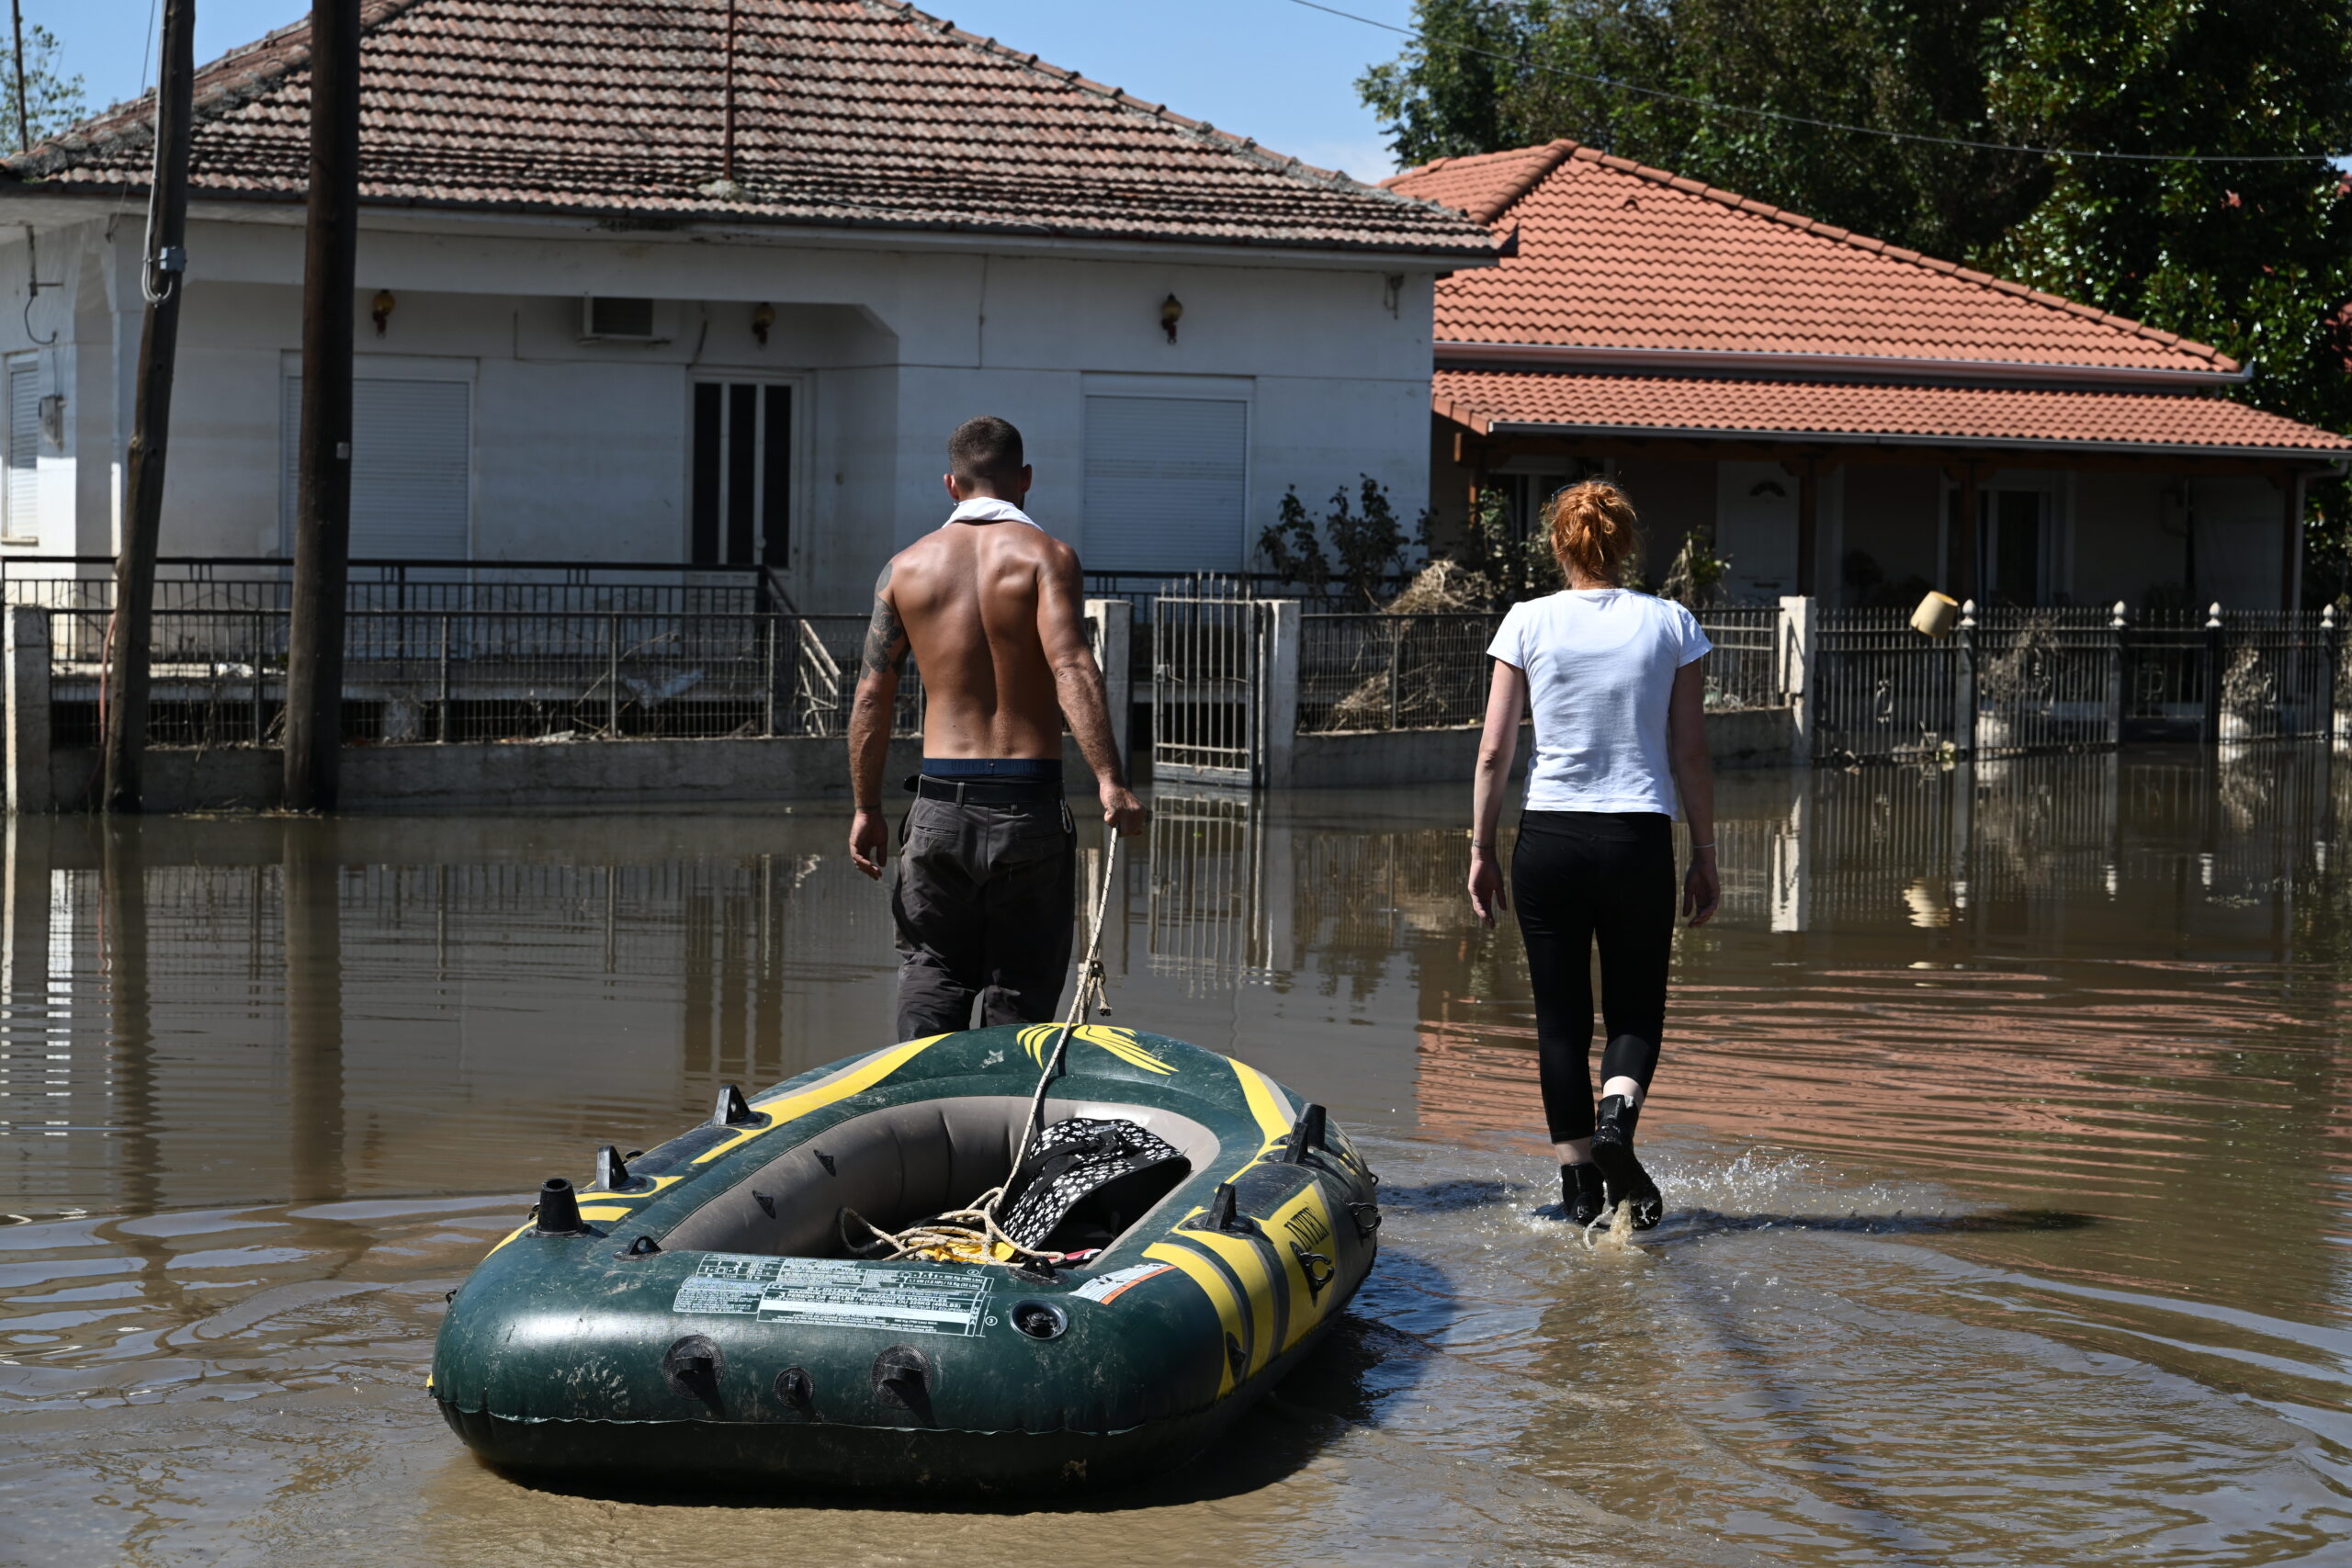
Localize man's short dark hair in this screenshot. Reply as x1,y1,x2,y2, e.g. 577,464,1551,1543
948,416,1024,488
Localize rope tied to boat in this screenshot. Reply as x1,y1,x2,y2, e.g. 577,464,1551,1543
845,825,1124,1267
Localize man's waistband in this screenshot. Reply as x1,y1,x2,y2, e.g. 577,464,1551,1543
906,758,1063,803
920,757,1061,780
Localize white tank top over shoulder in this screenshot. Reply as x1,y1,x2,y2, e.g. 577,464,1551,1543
1486,589,1712,817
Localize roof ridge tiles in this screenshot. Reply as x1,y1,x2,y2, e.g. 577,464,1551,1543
1409,136,2238,372
8,0,1494,254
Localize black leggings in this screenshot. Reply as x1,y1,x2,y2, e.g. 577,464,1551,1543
1510,810,1677,1144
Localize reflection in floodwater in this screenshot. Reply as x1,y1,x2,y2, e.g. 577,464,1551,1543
4,751,2352,1565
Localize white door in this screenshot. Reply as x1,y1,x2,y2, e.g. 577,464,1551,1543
1081,395,1249,574
1715,460,1799,602
281,376,472,559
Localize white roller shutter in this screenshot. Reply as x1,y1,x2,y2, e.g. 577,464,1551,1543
281,376,471,559
6,359,39,540
1081,395,1248,573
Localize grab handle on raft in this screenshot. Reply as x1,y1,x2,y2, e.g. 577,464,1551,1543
1282,1103,1329,1165
712,1083,763,1128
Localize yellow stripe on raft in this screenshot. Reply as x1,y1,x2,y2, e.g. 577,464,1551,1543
692,1034,951,1165
1265,1181,1342,1352
1142,1241,1241,1399
1228,1058,1295,1150
1170,1219,1281,1381
483,1222,532,1258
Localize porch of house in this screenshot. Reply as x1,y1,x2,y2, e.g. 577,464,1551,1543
1430,425,2319,614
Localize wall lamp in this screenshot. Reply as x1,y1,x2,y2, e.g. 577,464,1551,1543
1160,293,1182,344
371,289,395,336
752,301,775,347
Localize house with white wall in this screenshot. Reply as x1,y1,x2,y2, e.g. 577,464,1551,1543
0,0,1492,611
1391,141,2351,611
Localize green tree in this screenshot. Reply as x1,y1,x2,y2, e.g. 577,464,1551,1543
1985,1,2352,435
1360,0,2045,261
3,22,85,149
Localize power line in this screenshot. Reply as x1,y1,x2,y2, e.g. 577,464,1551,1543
1287,0,2348,166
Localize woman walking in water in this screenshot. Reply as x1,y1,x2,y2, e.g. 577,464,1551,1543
1466,480,1719,1229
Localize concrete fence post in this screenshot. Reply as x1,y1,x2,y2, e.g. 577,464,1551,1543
1260,599,1300,790
5,606,51,814
1084,598,1132,773
1777,594,1816,765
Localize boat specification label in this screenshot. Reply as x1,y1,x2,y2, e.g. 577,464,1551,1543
672,1254,990,1337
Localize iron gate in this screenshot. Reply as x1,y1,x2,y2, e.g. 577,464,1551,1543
1150,585,1272,787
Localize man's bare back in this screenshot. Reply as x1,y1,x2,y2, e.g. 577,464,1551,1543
847,456,1145,881
874,518,1074,761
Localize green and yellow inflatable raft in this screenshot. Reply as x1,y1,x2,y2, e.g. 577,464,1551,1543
430,1025,1380,1492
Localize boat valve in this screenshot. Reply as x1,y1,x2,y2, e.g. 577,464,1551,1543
662,1334,725,1402
775,1365,814,1413
712,1083,763,1128
533,1178,584,1235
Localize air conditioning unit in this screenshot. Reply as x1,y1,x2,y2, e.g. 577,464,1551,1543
580,296,662,343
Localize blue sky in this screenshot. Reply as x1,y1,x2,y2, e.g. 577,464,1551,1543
37,0,1420,178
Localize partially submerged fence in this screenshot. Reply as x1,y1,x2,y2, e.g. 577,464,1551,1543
1293,606,1781,736
1813,603,2344,763
41,607,925,748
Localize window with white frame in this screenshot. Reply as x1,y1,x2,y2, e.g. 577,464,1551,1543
690,380,791,568
1080,394,1249,573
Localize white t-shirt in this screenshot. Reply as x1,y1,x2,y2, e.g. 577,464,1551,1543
1487,589,1711,816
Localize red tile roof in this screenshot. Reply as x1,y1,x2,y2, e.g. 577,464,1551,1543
1434,368,2352,457
1388,141,2233,374
8,0,1490,256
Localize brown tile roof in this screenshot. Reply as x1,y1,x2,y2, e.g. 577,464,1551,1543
8,0,1491,256
1388,141,2234,373
1434,368,2352,457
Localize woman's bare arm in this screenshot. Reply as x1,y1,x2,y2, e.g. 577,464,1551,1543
1667,660,1719,926
1467,660,1527,927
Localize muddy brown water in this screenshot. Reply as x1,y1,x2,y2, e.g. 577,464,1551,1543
3,748,2349,1565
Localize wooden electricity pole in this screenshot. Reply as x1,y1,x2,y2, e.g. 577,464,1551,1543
283,0,362,811
100,0,196,814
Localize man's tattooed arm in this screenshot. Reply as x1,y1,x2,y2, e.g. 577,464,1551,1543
861,560,909,676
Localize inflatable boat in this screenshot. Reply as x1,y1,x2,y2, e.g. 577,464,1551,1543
430,1024,1380,1492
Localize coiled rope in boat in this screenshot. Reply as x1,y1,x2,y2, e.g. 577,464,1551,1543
844,826,1123,1267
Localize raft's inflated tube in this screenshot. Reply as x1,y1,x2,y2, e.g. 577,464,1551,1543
432,1025,1379,1493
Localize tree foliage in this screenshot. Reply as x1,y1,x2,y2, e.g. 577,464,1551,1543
4,23,86,149
1361,1,2352,581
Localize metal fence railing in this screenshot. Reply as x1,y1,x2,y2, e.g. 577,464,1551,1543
0,557,796,617
45,609,925,748
1817,603,2345,763
1298,613,1502,733
1971,607,2123,755
1696,607,1781,711
1151,583,1268,785
1814,608,1960,762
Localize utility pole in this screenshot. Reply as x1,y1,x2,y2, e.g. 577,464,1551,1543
283,0,361,810
100,0,195,813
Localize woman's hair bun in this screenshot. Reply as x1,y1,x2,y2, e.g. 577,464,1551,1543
1546,479,1641,584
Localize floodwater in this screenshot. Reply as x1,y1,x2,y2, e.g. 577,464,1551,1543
3,748,2349,1566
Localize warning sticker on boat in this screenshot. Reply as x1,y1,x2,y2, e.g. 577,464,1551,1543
672,1254,990,1337
1071,1262,1173,1304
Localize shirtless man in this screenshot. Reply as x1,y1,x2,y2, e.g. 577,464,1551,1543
848,416,1148,1038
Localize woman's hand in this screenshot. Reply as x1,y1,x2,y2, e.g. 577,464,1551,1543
1683,849,1720,927
1467,848,1508,928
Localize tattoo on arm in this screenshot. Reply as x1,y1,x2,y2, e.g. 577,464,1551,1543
861,562,907,677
